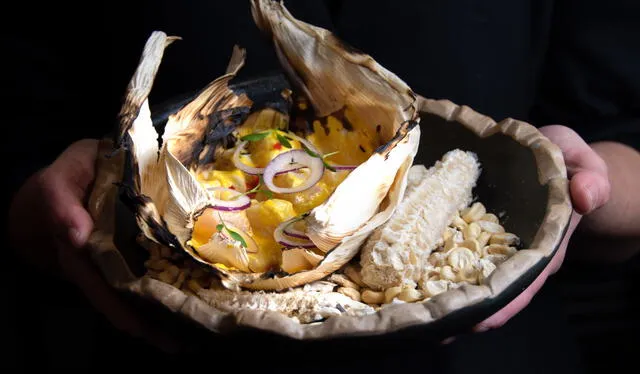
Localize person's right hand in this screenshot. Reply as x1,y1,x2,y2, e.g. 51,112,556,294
8,139,179,353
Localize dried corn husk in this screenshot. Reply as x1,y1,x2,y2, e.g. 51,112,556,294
115,0,421,291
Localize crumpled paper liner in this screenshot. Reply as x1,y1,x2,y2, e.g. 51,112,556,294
84,96,572,340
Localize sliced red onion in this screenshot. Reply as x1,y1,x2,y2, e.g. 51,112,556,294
283,226,309,240
332,165,358,171
274,217,316,249
206,187,251,211
282,218,309,240
232,140,265,175
263,150,324,194
275,166,306,176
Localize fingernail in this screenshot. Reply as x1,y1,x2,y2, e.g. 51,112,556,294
69,227,85,248
585,183,597,212
474,324,490,333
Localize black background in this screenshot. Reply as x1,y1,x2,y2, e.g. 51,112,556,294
3,0,639,371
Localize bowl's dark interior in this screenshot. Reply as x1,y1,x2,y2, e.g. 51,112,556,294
415,113,547,248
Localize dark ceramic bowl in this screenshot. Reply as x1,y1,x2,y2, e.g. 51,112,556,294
98,71,571,350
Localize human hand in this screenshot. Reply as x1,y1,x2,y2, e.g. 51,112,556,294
8,139,179,353
470,124,611,333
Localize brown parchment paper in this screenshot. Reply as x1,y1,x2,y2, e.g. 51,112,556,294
84,96,572,340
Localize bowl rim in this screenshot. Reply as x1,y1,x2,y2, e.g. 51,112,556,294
85,72,573,342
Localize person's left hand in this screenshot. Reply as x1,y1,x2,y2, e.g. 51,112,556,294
442,125,611,343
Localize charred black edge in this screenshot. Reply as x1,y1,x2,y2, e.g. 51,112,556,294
260,269,289,279
373,119,419,159
114,96,144,152
186,106,253,168
116,182,182,250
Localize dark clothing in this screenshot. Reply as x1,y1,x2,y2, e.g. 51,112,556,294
4,0,640,371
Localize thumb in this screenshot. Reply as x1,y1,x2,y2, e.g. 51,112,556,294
41,139,100,248
539,125,610,215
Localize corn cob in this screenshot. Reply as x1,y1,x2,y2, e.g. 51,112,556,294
196,283,375,324
359,149,481,290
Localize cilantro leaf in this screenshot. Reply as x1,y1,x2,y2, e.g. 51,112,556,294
301,143,320,158
322,160,337,172
260,189,274,199
240,131,270,142
227,229,248,248
216,213,247,248
276,132,292,148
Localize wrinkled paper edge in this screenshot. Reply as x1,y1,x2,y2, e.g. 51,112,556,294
84,97,572,340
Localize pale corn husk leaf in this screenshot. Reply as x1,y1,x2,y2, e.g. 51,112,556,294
116,31,181,249
163,45,253,171
121,2,422,292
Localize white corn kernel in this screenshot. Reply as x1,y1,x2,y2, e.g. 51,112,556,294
442,227,453,243
426,267,442,279
485,244,517,256
423,280,450,297
384,286,403,304
461,202,486,223
361,290,385,304
478,220,506,234
463,222,482,240
481,213,499,223
490,233,520,246
441,265,458,281
444,235,456,251
452,215,468,230
429,253,447,267
477,231,492,248
483,254,509,265
459,239,481,253
447,247,476,271
397,287,423,303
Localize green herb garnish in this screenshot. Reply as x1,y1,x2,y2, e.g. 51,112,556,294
216,214,248,248
233,175,273,200
300,143,338,172
240,131,271,142
275,132,292,148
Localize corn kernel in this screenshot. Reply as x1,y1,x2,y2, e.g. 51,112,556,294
384,286,403,304
481,213,499,223
490,233,520,246
478,220,506,234
361,290,385,304
397,287,423,303
461,202,486,223
477,231,492,248
463,222,481,240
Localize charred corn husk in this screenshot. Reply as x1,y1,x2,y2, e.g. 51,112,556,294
195,282,375,324
115,0,421,293
359,150,481,290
